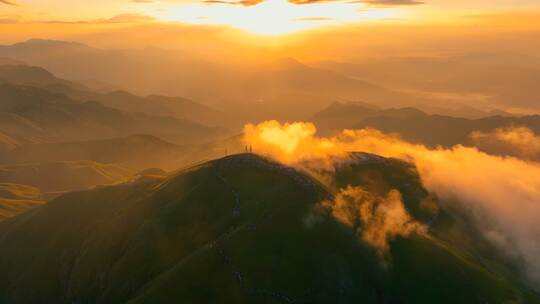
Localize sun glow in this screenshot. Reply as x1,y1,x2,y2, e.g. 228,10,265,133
154,0,397,35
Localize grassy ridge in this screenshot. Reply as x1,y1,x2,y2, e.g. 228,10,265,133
0,154,537,303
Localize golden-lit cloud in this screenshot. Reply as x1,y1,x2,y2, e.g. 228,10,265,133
321,186,426,260
244,120,347,168
471,126,540,161
244,120,540,287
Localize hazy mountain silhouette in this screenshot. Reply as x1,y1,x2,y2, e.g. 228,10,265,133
312,102,540,147
0,40,424,120
314,55,540,112
2,134,189,171
0,83,225,144
312,102,424,134
70,91,227,127
0,65,85,89
2,40,535,120
0,64,228,126
356,112,540,147
0,160,132,193
310,101,410,135
0,154,536,303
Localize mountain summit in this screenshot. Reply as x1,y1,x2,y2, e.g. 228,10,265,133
0,154,536,303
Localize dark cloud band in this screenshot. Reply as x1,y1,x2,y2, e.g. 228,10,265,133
202,0,264,6
203,0,424,6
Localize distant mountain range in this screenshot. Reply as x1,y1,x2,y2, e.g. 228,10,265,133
1,134,194,170
0,39,443,120
312,101,540,147
0,154,537,303
0,59,537,199
0,64,227,127
0,83,225,145
0,63,233,199
313,55,540,113
1,40,526,122
0,38,539,304
0,58,537,202
0,160,131,193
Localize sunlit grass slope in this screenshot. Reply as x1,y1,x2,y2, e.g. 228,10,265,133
0,183,44,221
0,160,132,192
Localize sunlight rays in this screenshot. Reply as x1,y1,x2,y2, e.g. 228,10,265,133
153,0,397,35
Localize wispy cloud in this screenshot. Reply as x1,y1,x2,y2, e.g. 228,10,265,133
471,126,540,161
202,0,264,6
40,14,156,25
321,186,426,262
0,0,18,6
106,13,155,23
361,0,423,6
202,0,424,6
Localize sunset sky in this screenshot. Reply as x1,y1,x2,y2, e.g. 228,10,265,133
2,0,540,35
1,0,540,65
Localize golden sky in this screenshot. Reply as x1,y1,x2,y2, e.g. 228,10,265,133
2,0,540,35
1,0,540,65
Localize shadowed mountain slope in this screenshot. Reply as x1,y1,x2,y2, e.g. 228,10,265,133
0,83,225,145
355,112,540,147
0,64,226,126
0,65,83,89
1,134,187,171
0,154,537,303
0,160,132,192
0,183,44,221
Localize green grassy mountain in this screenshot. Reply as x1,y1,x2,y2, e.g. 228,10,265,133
0,154,537,303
